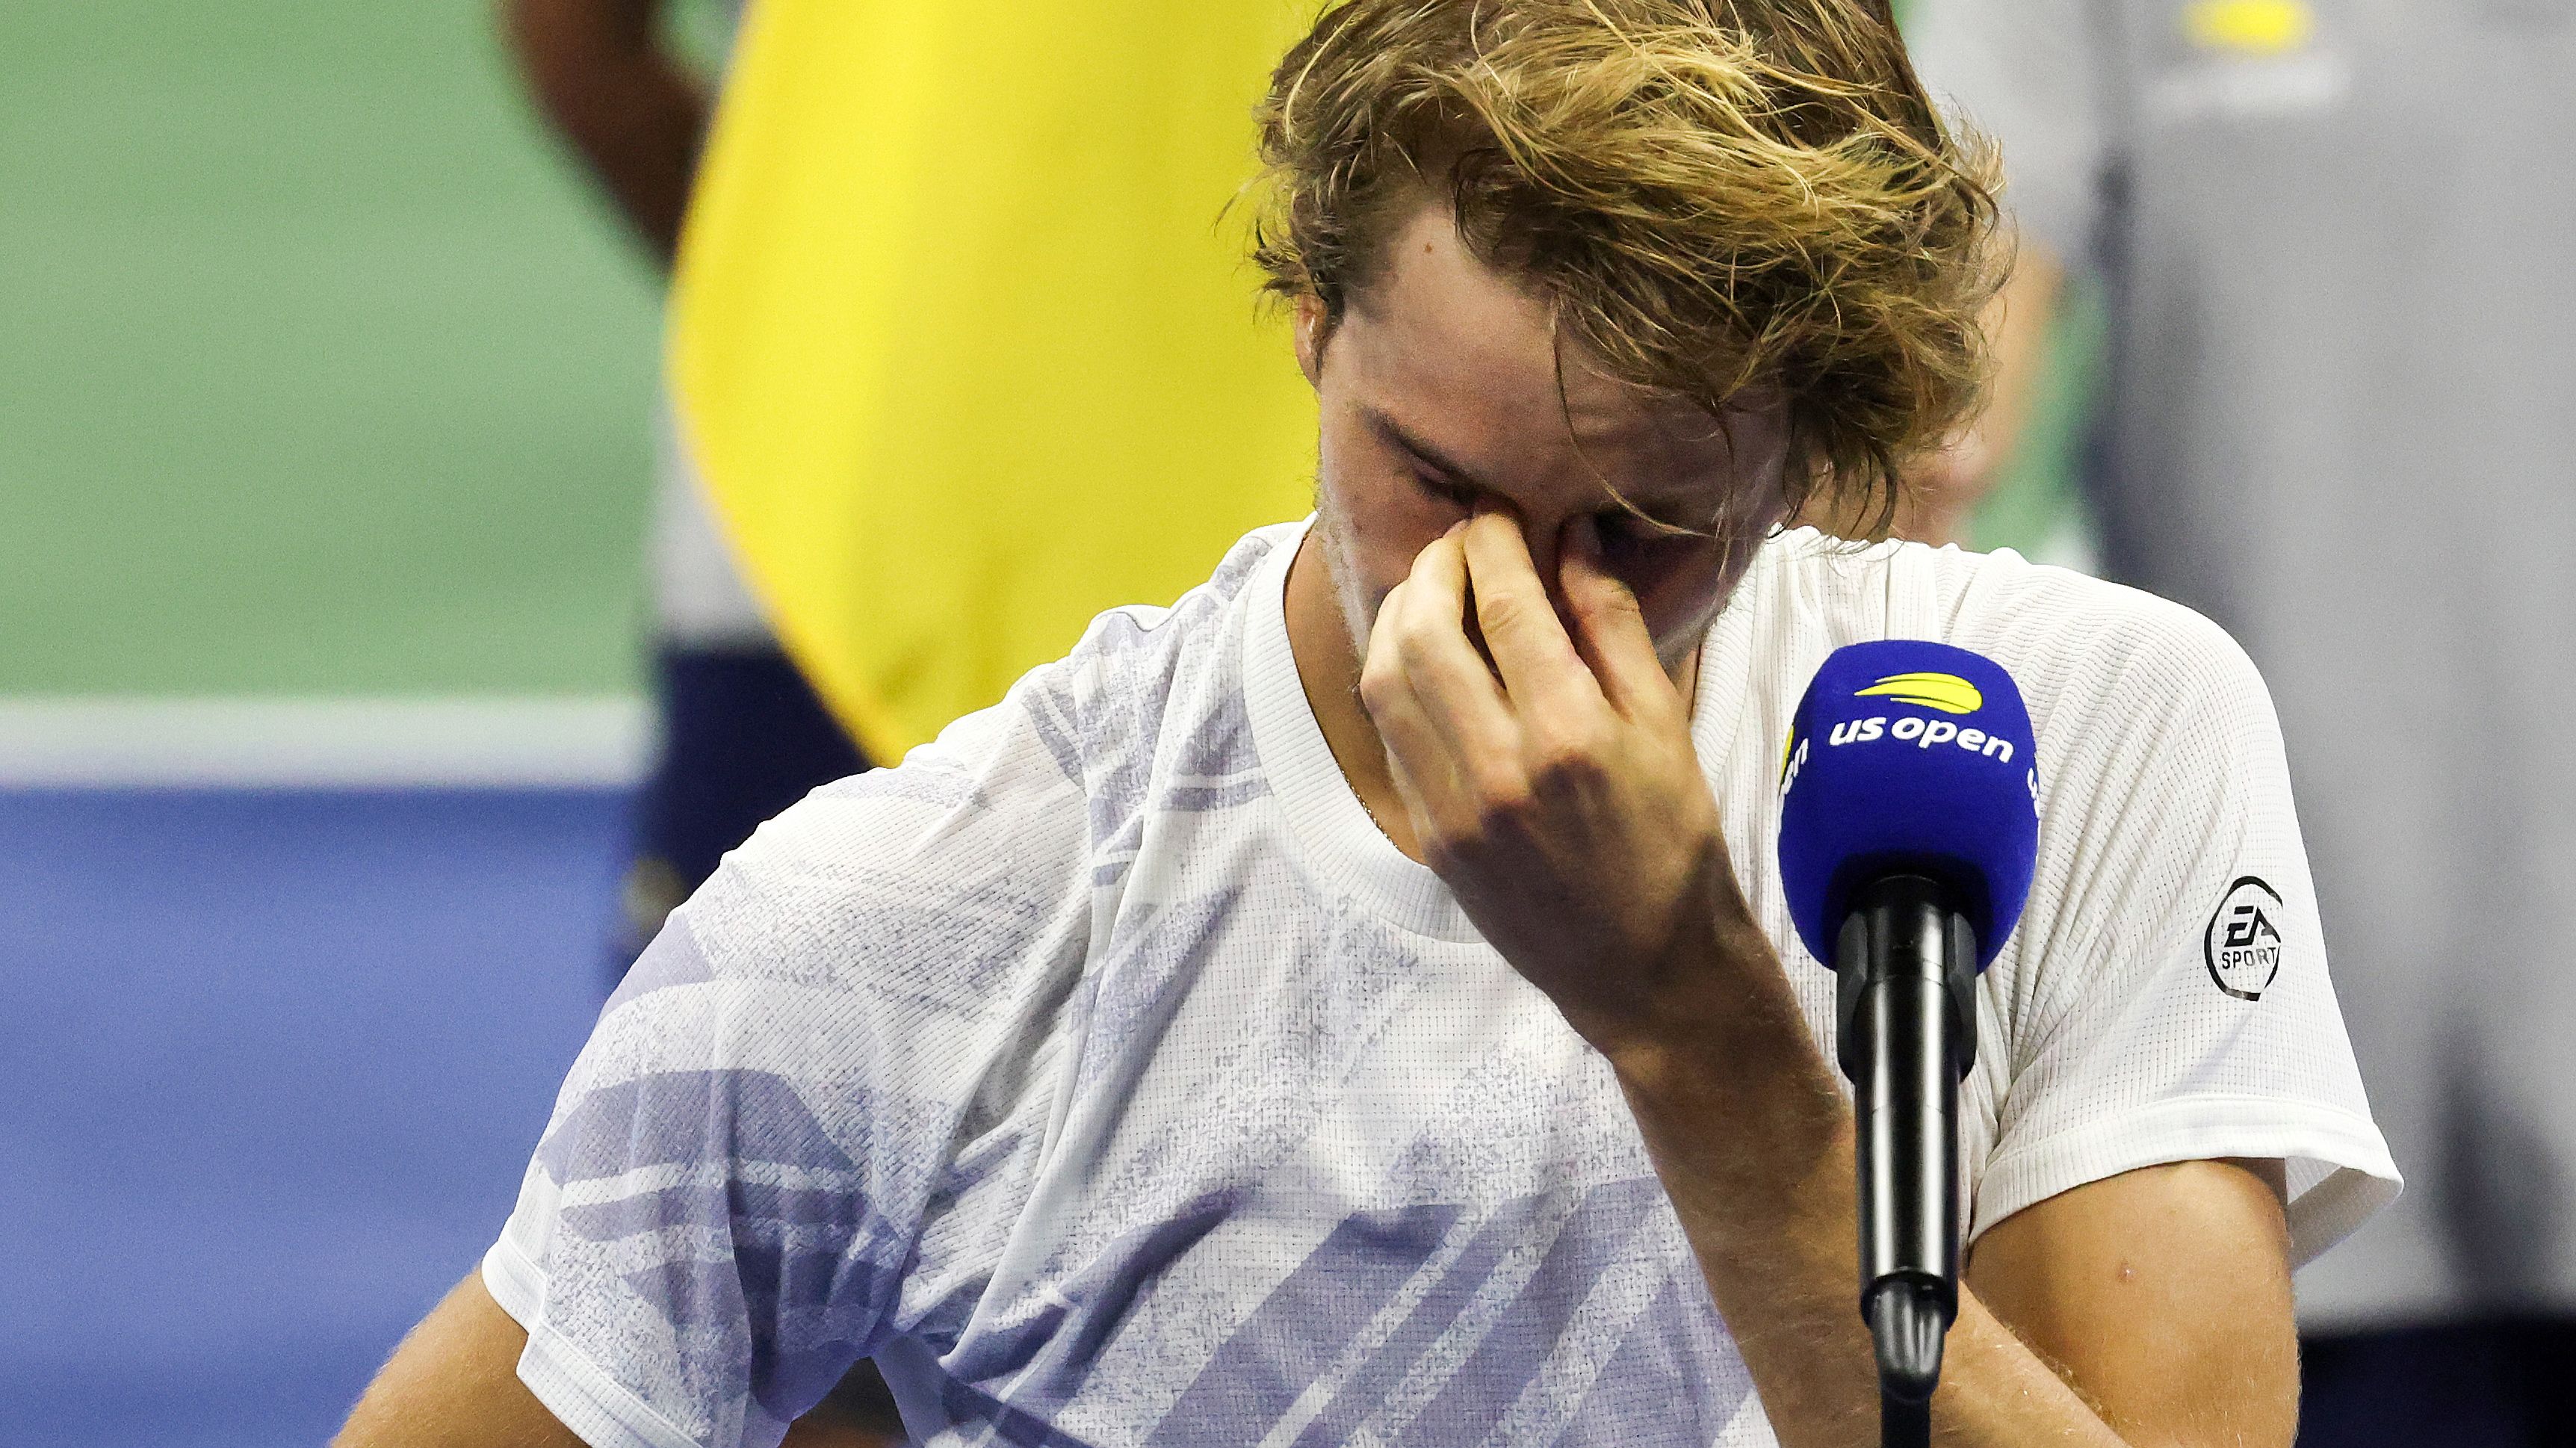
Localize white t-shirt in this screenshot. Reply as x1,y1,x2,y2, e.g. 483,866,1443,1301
487,522,2397,1448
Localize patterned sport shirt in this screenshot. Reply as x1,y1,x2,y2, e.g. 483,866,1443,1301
486,522,2397,1448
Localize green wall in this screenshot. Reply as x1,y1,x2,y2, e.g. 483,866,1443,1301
0,1,663,696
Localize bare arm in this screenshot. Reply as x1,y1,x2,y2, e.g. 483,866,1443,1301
1623,1019,2297,1448
335,1274,583,1448
1363,511,2300,1448
1962,1158,2297,1447
337,1272,903,1448
499,0,710,267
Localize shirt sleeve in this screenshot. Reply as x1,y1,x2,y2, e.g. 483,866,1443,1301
1903,0,2113,265
1963,588,2400,1265
481,685,1094,1448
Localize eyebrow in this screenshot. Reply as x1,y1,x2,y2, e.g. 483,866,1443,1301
1362,403,1708,527
1363,406,1494,498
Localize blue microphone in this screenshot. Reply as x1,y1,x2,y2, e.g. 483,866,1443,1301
1777,640,2040,1432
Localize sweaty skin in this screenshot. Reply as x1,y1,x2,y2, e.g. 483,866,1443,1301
1287,202,2298,1448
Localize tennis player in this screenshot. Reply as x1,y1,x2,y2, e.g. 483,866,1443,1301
338,2,2396,1444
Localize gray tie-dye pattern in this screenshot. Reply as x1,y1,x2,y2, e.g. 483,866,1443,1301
1387,1177,1669,1447
524,1069,913,1429
1284,1194,1558,1448
1148,1201,1465,1444
537,1070,859,1184
492,527,1783,1447
492,521,2394,1447
929,1192,1242,1435
1154,678,1269,817
1551,1272,1758,1447
1068,595,1239,888
1051,900,1449,1283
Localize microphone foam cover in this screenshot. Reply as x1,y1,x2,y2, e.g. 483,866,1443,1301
1777,640,2040,971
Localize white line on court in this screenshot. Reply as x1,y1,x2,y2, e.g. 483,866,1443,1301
0,696,651,788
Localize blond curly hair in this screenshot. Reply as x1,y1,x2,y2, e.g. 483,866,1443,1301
1250,0,2003,531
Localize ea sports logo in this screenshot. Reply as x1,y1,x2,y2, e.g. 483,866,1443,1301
2204,876,2285,1001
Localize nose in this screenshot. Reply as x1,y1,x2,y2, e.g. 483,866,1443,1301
1469,501,1575,595
1523,521,1566,590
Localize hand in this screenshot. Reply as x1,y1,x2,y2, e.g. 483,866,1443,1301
1357,510,1765,1056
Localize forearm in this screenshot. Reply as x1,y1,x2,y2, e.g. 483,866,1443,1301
1610,956,2123,1448
336,1273,584,1448
501,0,708,265
1372,515,2297,1447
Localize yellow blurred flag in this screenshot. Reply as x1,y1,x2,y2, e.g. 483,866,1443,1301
670,0,1321,761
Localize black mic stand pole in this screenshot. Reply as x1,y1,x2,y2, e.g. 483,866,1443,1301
1835,874,1978,1448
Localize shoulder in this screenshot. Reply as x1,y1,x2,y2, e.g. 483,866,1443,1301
1027,522,1297,796
675,522,1301,995
1753,529,2270,742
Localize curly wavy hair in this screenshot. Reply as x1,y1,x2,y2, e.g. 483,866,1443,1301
1249,0,2003,533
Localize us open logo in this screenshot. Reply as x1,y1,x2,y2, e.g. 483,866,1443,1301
2204,876,2285,1001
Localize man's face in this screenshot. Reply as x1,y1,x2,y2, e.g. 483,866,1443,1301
1295,202,1793,677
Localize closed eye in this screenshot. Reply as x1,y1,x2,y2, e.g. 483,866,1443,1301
1415,471,1480,511
1596,509,1669,547
1594,507,1706,554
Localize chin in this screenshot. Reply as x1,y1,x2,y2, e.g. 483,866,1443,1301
1652,631,1708,681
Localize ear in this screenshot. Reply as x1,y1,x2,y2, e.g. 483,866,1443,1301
1292,294,1328,389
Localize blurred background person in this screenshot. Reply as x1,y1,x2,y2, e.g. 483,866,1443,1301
504,0,868,970
1902,1,2576,1444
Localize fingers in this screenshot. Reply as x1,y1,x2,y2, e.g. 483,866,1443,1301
1458,511,1603,717
1361,623,1461,830
1361,526,1514,770
1558,515,1682,725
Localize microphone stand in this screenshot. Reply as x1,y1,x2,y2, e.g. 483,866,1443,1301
1834,874,1978,1448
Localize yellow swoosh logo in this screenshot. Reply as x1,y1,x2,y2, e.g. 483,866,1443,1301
1854,672,1983,716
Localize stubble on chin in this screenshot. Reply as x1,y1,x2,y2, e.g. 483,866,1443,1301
1310,495,1385,679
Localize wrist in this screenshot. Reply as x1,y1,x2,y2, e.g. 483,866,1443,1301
1597,909,1813,1083
1599,926,1848,1186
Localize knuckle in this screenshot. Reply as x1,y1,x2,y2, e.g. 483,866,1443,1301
1525,723,1611,788
1527,743,1596,792
1390,614,1440,662
1469,773,1535,834
1475,588,1530,636
1357,658,1403,712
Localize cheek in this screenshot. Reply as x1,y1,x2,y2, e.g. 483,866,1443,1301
1318,439,1454,592
1616,539,1735,643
